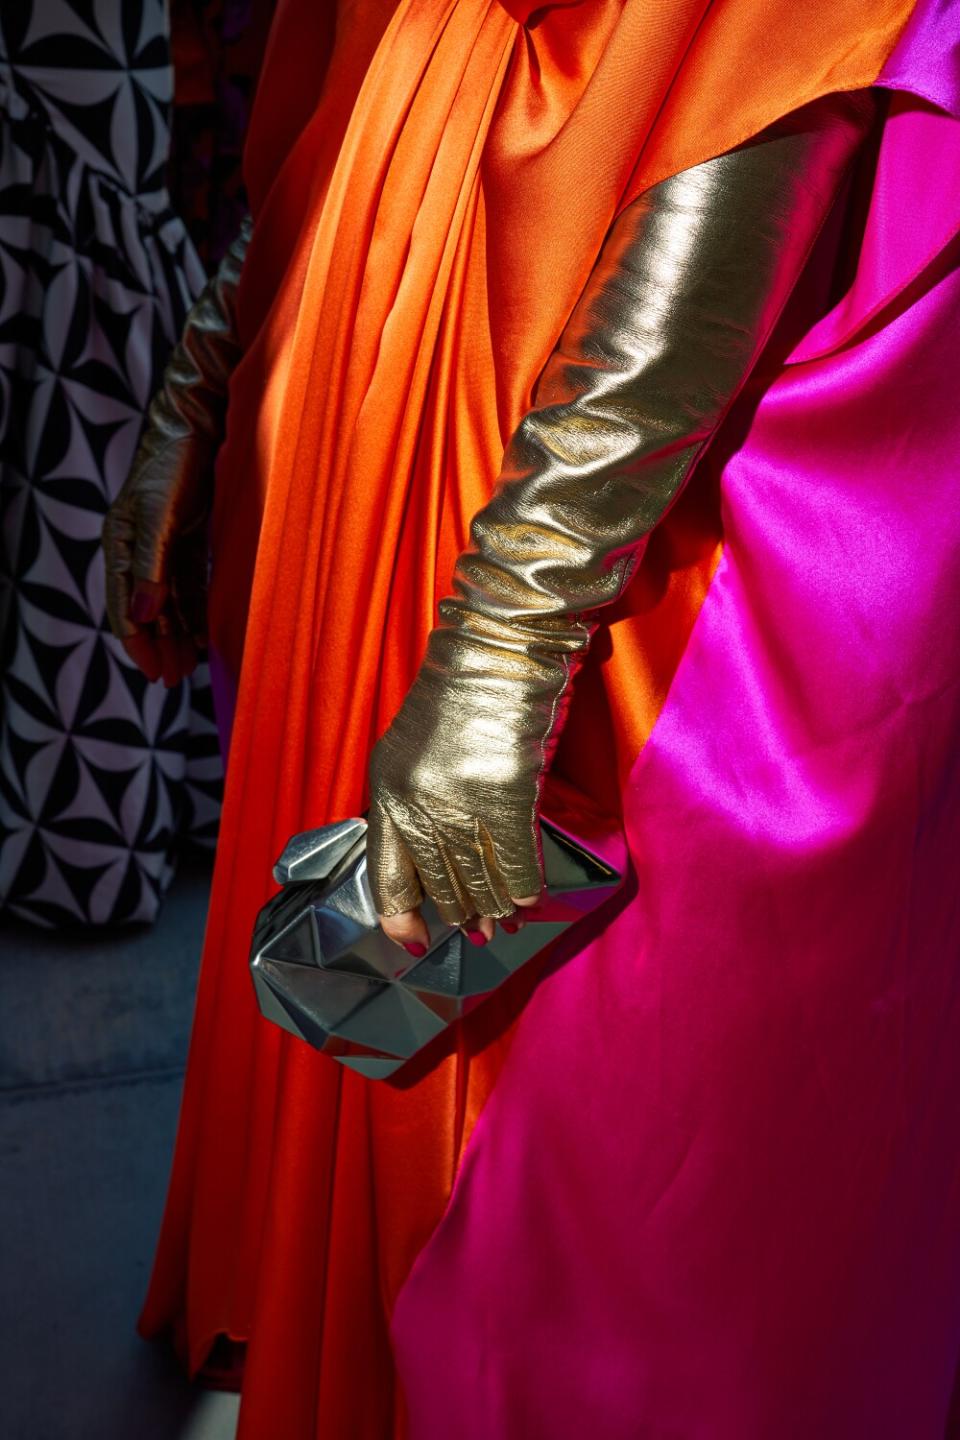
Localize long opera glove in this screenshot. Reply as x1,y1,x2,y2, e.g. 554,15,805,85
368,93,875,924
102,216,251,642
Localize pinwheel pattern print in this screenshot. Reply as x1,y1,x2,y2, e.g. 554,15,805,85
0,1,222,927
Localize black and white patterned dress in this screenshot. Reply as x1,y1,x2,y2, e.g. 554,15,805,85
0,1,222,927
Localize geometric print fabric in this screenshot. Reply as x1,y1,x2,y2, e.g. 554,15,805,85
0,1,222,927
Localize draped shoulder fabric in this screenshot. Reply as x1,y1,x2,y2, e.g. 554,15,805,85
134,1,947,1436
393,7,960,1434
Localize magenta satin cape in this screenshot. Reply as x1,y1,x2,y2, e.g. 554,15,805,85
390,6,960,1436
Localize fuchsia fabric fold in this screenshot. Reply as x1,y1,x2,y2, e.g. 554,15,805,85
391,3,960,1434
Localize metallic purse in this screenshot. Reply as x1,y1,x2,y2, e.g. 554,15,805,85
249,780,624,1079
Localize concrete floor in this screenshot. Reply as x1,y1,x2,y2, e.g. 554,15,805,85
0,858,239,1440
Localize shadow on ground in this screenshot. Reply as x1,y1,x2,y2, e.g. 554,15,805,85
0,856,239,1440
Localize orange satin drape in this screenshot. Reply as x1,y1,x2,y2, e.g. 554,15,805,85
140,2,916,1436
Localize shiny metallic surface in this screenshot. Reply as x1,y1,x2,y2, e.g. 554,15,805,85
367,95,872,925
272,817,368,885
250,804,622,1078
102,215,251,639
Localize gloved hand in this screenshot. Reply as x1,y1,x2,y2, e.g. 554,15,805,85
102,216,251,686
368,92,874,947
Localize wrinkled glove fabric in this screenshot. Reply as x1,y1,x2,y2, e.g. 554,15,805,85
368,94,874,924
102,216,251,641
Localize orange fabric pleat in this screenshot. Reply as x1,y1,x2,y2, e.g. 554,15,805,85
139,1,917,1435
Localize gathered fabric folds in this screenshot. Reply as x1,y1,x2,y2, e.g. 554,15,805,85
393,19,960,1437
135,0,948,1436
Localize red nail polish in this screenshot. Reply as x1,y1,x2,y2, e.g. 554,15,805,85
404,942,427,958
464,929,487,947
131,593,154,624
501,921,519,934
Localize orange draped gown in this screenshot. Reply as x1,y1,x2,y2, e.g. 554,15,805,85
139,1,919,1434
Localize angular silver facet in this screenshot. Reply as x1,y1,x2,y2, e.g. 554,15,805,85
262,907,319,967
251,805,623,1079
338,1055,406,1080
272,817,368,885
333,984,448,1058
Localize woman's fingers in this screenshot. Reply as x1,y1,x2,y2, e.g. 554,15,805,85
463,914,495,944
106,555,201,688
129,577,166,625
369,804,428,952
379,906,430,955
121,631,162,683
378,889,543,951
118,602,199,688
118,578,173,684
445,828,514,939
500,892,542,934
370,803,547,948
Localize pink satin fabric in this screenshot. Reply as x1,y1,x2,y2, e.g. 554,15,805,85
391,8,960,1435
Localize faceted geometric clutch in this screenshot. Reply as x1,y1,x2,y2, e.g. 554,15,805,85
249,782,623,1079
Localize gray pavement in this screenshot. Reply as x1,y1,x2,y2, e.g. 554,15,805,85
0,858,239,1440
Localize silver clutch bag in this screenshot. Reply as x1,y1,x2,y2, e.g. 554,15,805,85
249,780,623,1079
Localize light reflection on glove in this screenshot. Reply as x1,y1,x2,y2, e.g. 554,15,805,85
101,217,250,684
368,93,875,940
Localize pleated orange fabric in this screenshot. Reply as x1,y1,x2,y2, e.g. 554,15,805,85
140,2,918,1434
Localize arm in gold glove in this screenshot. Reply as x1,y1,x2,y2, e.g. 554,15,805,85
369,92,875,945
101,216,251,685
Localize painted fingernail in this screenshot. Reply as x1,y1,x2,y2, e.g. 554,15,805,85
404,942,427,958
131,593,154,623
501,921,519,934
464,928,487,947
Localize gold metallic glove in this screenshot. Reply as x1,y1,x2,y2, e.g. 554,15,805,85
102,216,251,647
369,93,874,926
